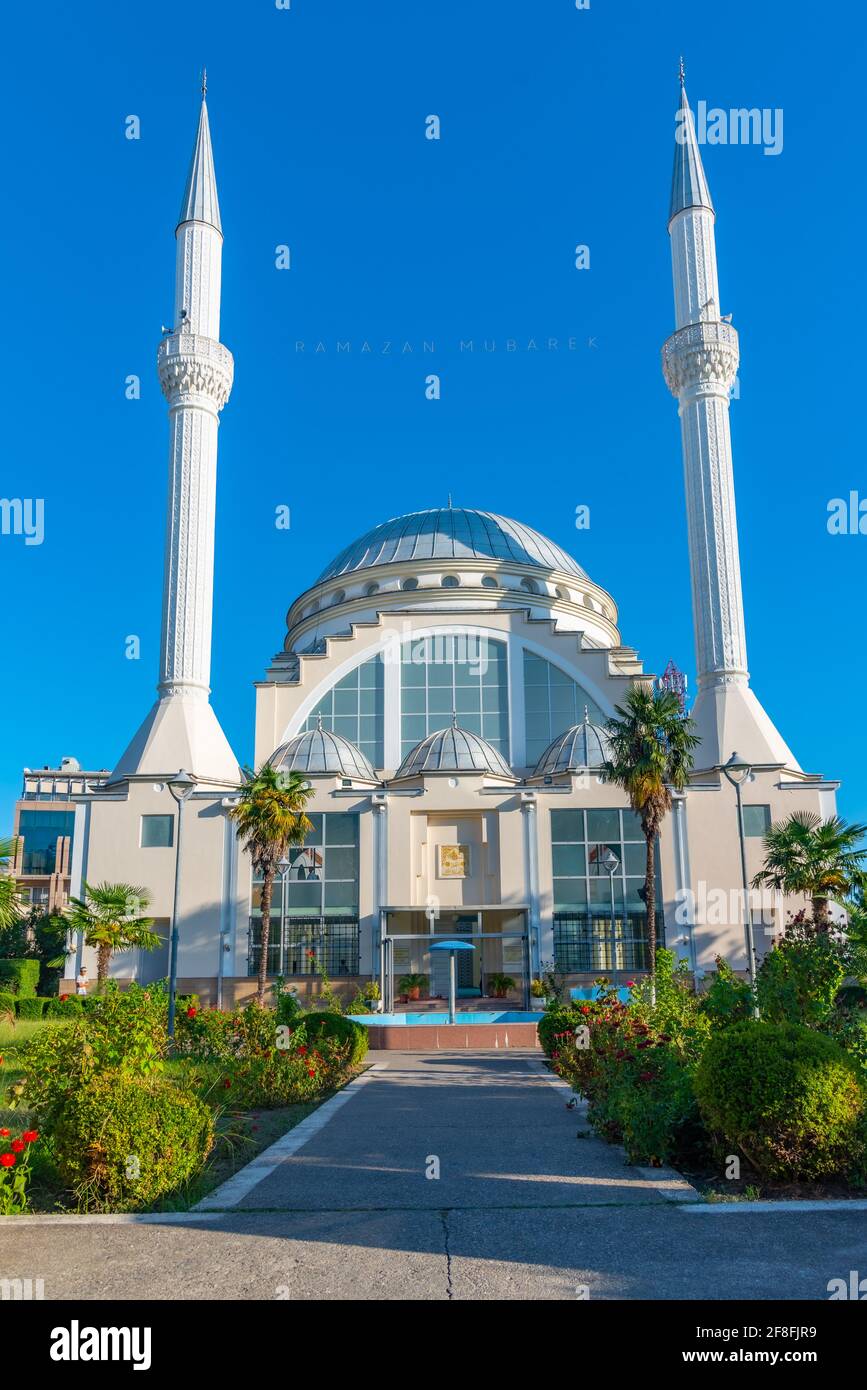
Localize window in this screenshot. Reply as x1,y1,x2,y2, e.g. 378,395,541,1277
519,577,539,594
331,589,345,606
523,651,606,766
441,574,460,588
366,582,379,596
400,634,509,759
743,805,771,839
480,575,498,588
141,814,174,848
401,577,418,591
250,813,360,977
17,809,75,874
303,654,384,769
550,808,657,972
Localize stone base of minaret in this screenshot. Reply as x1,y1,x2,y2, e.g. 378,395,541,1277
109,694,240,788
691,679,800,774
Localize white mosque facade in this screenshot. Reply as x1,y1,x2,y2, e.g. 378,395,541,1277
63,82,839,1006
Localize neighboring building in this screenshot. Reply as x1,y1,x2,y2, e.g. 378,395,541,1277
63,77,840,1005
13,758,108,913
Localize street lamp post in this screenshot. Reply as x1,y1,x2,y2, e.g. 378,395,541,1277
167,769,197,1038
718,752,760,1017
601,848,621,992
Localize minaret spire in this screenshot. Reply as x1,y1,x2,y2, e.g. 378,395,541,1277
110,88,238,786
662,71,797,770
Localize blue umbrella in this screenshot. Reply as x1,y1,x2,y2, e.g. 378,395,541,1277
429,940,476,1024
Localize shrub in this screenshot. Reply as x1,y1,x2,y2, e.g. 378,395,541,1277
0,1127,40,1214
0,991,17,1019
0,961,40,998
295,1011,368,1067
698,957,755,1026
694,1020,865,1181
488,973,516,996
44,997,84,1019
756,918,848,1029
51,1072,214,1211
591,1043,707,1167
15,998,47,1020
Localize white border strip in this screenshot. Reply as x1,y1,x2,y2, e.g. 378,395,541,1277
0,1212,224,1226
193,1064,386,1210
680,1198,867,1214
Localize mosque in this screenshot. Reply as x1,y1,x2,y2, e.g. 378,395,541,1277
62,79,838,1007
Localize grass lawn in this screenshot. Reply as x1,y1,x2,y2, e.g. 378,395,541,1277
1,1017,362,1214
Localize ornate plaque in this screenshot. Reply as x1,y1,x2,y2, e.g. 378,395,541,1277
437,844,470,879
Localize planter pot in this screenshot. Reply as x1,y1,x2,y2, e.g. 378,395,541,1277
407,988,420,1001
530,997,546,1011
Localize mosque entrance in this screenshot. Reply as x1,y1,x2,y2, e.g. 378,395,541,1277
379,907,532,1012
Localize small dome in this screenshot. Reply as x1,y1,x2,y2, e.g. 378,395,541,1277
396,721,514,780
271,722,377,782
533,710,611,777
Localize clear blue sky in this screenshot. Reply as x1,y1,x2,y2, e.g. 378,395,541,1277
1,0,862,829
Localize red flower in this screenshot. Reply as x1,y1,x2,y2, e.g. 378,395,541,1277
0,1153,15,1167
579,1005,591,1015
186,1006,197,1019
551,1051,560,1060
639,1071,654,1082
626,980,636,988
22,1131,39,1144
0,1129,8,1137
298,1046,308,1056
223,1078,231,1089
10,1139,24,1153
60,994,69,1002
308,1067,316,1077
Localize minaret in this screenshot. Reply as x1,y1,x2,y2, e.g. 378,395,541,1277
662,66,797,770
111,77,239,786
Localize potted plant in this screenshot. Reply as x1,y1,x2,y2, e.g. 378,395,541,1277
530,978,546,1011
398,973,426,1002
488,973,516,1000
363,980,382,1013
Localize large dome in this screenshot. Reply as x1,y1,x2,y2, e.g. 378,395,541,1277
270,724,377,782
317,508,586,582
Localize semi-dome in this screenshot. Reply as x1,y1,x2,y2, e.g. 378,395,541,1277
533,710,612,777
396,721,515,780
271,721,378,782
317,507,586,582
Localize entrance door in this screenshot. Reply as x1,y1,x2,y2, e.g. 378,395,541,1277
453,913,480,996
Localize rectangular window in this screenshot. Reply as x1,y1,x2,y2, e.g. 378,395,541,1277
743,805,771,839
141,814,174,848
17,809,75,875
400,635,509,760
250,813,360,976
550,807,661,972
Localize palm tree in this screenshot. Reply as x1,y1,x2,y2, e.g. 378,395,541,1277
752,812,867,929
229,765,314,1007
0,838,23,934
604,685,699,987
66,882,157,984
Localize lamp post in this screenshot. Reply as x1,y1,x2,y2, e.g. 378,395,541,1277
718,752,760,1016
167,769,196,1038
601,848,621,992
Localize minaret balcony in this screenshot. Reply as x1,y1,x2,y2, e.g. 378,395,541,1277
157,331,234,410
662,318,739,398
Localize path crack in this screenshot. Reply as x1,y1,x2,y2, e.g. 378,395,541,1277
439,1210,454,1299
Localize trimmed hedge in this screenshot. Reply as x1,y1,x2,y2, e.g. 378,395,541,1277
0,991,16,1018
15,998,47,1020
44,997,85,1019
0,960,40,998
296,1010,368,1066
52,1071,215,1210
694,1020,865,1181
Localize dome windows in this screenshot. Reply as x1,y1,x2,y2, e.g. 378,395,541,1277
480,575,498,589
441,574,460,588
330,589,346,607
520,577,539,594
401,577,419,592
366,582,380,596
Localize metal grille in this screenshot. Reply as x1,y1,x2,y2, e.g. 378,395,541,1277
553,913,650,973
249,917,360,978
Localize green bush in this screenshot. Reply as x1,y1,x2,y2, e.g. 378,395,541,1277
52,1071,214,1211
694,1020,865,1181
0,960,40,998
15,998,47,1020
296,1011,368,1066
589,1044,707,1167
756,922,847,1029
0,991,17,1018
44,997,84,1019
698,958,755,1026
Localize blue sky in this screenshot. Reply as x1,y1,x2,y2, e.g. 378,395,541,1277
1,0,863,829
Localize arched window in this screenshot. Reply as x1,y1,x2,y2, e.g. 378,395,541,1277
366,582,380,596
480,575,498,589
401,577,418,592
400,635,509,760
523,651,605,766
441,574,460,588
519,577,539,594
303,654,385,769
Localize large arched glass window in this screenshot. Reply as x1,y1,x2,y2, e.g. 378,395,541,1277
303,654,385,769
523,651,605,766
401,635,509,759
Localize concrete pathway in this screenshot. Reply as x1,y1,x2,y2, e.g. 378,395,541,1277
1,1053,866,1300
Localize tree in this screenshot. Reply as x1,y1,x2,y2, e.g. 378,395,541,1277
604,685,699,989
66,882,157,985
0,838,23,934
228,765,314,1007
752,812,867,930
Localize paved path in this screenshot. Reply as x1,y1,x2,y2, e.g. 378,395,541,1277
2,1053,866,1300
